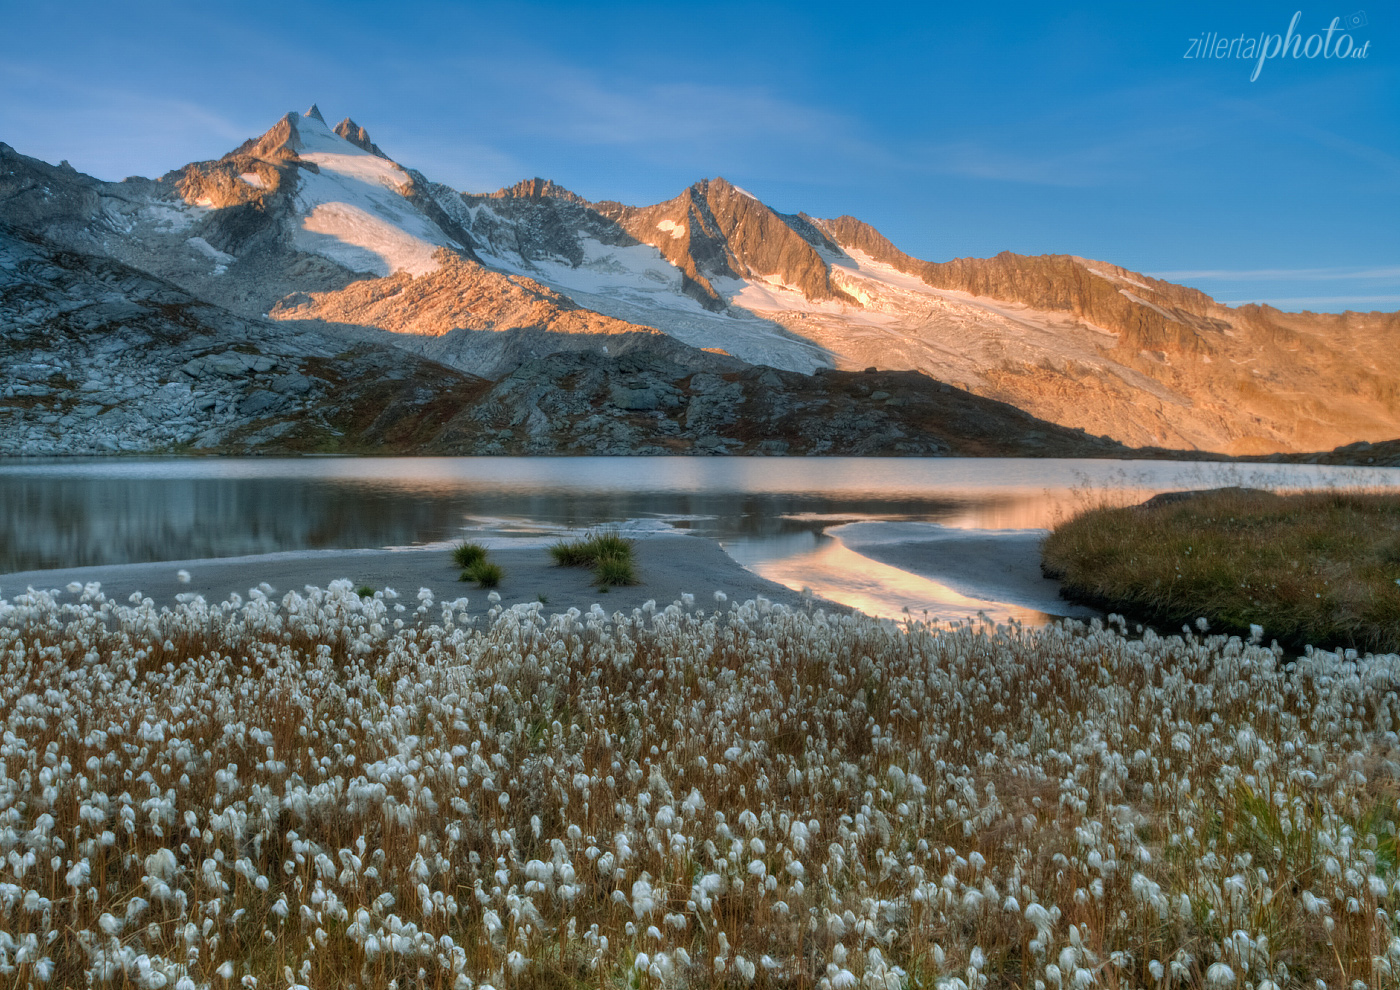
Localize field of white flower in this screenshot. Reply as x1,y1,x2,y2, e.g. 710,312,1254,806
1,579,1399,989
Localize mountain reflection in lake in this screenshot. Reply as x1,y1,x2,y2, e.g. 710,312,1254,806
2,456,1397,620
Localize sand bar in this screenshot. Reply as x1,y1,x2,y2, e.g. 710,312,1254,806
828,521,1099,619
0,534,837,617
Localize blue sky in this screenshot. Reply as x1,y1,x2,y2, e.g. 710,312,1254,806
1,0,1395,311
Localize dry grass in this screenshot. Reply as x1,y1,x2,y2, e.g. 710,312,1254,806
1042,488,1400,653
2,580,1400,988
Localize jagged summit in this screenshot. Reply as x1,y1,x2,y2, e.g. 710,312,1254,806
333,117,387,158
599,174,856,311
488,178,587,204
227,106,372,163
225,112,300,160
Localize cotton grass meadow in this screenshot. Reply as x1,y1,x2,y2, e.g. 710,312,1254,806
1,580,1400,988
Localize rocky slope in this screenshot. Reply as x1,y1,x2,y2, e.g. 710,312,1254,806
449,181,1400,454
3,103,1397,458
0,220,1136,457
0,221,496,455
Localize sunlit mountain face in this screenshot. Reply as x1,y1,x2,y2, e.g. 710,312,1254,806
3,103,1399,458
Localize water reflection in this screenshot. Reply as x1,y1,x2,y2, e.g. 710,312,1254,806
724,531,1058,623
2,456,1397,621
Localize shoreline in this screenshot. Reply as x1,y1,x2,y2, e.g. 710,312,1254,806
0,444,1397,466
827,522,1100,620
0,525,1105,625
0,534,842,618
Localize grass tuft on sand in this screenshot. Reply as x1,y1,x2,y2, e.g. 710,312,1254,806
462,558,503,588
1042,487,1400,653
549,531,638,587
451,541,488,569
453,540,503,588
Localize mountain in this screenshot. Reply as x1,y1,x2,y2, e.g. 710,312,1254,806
0,220,497,455
2,104,1397,457
0,220,1135,458
443,177,1400,454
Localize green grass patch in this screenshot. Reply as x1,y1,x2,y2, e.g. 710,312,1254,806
548,532,632,567
1042,488,1400,653
594,554,638,588
451,541,488,569
462,559,503,588
355,585,375,599
547,540,595,567
549,531,639,588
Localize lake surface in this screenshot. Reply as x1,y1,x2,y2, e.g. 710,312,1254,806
3,456,1398,621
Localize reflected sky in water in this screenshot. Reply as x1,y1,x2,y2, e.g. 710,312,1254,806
3,456,1397,621
724,530,1060,624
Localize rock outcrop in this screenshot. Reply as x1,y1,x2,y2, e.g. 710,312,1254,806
596,177,856,311
332,117,388,158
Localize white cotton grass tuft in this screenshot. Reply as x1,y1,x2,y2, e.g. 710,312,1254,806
176,569,191,584
0,577,1388,985
1205,962,1236,987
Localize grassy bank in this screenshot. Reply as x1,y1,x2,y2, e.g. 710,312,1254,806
4,581,1400,987
1042,487,1400,653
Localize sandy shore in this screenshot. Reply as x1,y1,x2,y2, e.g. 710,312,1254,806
0,534,835,617
0,526,1096,625
828,521,1099,619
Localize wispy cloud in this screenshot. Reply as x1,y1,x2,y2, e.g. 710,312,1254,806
920,130,1199,188
453,58,889,184
1215,88,1400,181
1156,266,1400,281
1220,295,1400,310
0,60,257,177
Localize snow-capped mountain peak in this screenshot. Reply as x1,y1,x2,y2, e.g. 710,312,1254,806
5,109,1397,457
241,106,460,277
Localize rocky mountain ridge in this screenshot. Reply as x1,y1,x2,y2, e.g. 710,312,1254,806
446,174,1400,454
0,219,1136,458
2,104,1397,458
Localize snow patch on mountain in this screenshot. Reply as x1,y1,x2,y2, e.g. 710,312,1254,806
187,236,234,274
719,273,855,317
655,219,685,239
1081,263,1153,292
288,112,458,278
139,201,202,233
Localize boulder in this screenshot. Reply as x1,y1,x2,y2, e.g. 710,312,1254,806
269,373,314,395
240,389,285,418
610,382,681,411
180,351,279,378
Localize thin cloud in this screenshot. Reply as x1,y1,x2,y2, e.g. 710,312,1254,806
1215,89,1400,181
911,82,1213,188
424,53,893,186
1157,266,1400,281
1220,294,1400,309
0,60,257,177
